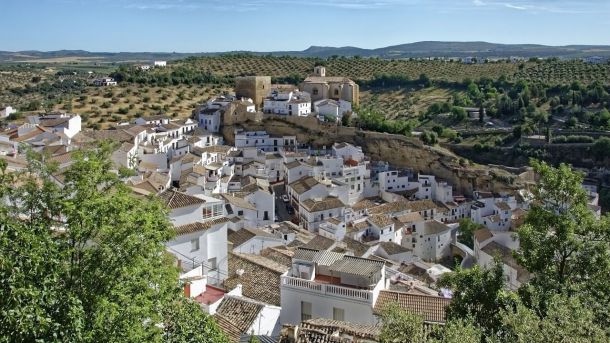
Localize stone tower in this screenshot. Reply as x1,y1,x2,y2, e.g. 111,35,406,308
235,76,271,110
314,66,326,77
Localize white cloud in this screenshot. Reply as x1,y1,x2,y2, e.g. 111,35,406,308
503,3,527,10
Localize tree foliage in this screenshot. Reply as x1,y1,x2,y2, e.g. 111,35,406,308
438,263,517,335
0,148,227,342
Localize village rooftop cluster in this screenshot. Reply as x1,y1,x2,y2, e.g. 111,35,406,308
0,66,602,343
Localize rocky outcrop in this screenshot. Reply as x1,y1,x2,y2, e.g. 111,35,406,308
223,116,524,196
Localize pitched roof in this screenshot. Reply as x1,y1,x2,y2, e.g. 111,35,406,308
225,253,289,306
228,228,278,247
474,228,493,243
214,315,241,343
301,197,345,213
351,199,377,211
374,290,450,323
328,256,384,277
340,237,371,257
395,212,424,223
368,214,394,228
221,193,256,211
378,241,411,255
215,296,264,333
289,176,321,195
495,201,511,211
158,189,206,209
174,218,229,235
285,160,303,169
295,318,381,342
302,235,335,251
422,220,451,235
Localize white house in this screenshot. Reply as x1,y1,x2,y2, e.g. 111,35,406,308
314,99,351,119
93,77,117,86
264,90,311,116
27,113,82,140
298,196,346,232
235,130,297,152
215,294,282,338
280,248,386,325
318,218,346,241
228,227,285,255
0,106,17,118
280,247,451,325
154,60,167,67
409,220,453,263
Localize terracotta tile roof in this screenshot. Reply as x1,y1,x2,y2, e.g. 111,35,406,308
367,200,411,215
302,235,335,251
174,217,229,235
221,193,256,211
158,189,206,209
474,228,493,243
396,212,424,223
351,199,377,211
295,318,381,342
78,129,134,143
284,160,302,169
194,145,233,154
422,220,451,235
130,180,159,194
301,197,345,213
328,256,384,277
374,290,450,323
368,214,394,228
378,241,411,255
214,315,241,343
215,296,264,333
260,247,293,267
224,253,288,306
340,237,370,257
327,217,342,225
289,176,321,195
228,228,278,247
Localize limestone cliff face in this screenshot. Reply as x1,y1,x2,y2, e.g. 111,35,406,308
223,116,522,196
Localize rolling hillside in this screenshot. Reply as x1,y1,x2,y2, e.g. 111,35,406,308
2,41,610,63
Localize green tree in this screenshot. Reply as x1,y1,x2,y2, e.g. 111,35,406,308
500,296,607,343
451,107,467,122
0,148,228,342
591,137,610,161
438,262,517,336
516,160,610,327
379,303,427,343
457,218,482,249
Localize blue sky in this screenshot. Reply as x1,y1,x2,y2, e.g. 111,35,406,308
2,0,610,52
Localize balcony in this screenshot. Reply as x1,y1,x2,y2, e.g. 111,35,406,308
281,275,373,304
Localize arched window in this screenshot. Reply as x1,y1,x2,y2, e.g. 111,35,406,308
334,89,339,96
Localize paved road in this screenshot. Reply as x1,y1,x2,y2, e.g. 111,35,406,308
272,183,292,222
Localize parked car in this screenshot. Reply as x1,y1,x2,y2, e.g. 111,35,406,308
282,194,289,203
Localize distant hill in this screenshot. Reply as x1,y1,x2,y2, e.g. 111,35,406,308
2,41,610,63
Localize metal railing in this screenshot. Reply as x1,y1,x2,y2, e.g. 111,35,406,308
282,276,372,303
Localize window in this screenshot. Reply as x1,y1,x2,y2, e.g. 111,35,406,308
301,301,312,321
312,88,318,96
190,239,199,252
334,89,339,96
333,307,344,321
208,257,217,271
